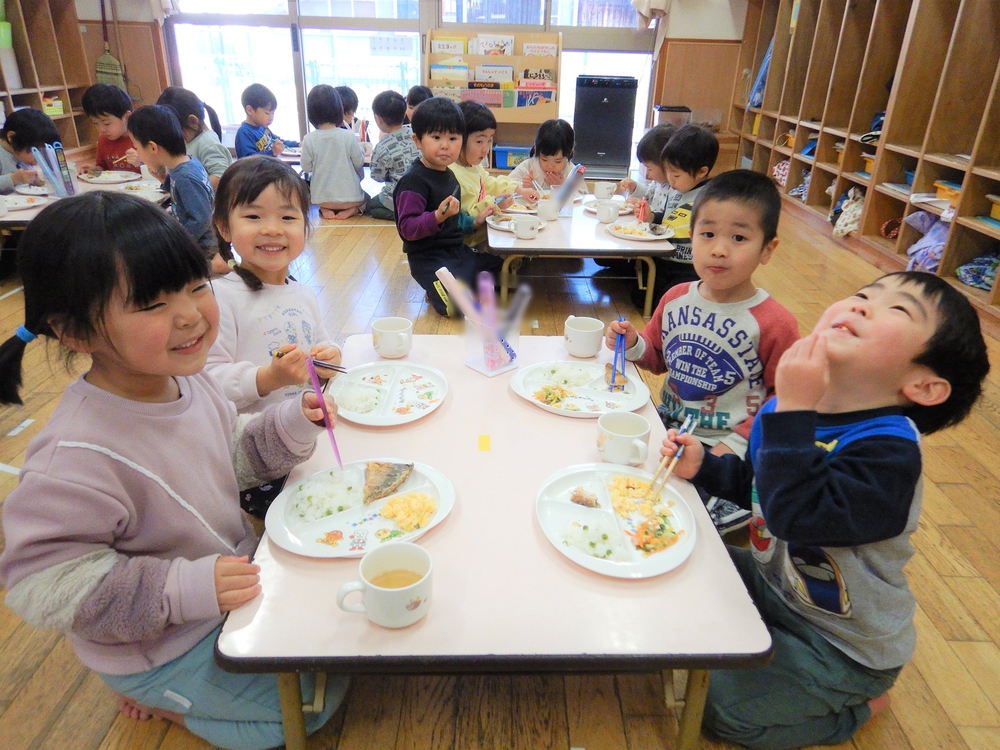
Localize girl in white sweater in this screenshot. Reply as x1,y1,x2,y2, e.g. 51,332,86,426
0,192,347,749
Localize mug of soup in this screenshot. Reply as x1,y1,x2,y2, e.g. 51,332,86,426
336,542,432,628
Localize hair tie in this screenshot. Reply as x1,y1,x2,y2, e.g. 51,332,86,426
227,259,237,269
15,326,36,343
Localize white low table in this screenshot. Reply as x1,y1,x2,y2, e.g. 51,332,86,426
216,334,772,749
487,203,677,317
0,175,170,228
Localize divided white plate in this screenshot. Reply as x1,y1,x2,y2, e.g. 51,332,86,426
282,147,302,156
486,215,548,232
78,170,141,184
536,463,696,578
4,195,47,211
266,459,456,558
327,362,448,426
510,360,650,418
120,180,165,193
606,221,675,242
583,198,633,215
14,185,49,196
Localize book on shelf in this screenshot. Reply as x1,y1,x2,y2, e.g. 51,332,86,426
517,79,555,89
470,34,515,56
430,64,468,82
430,87,463,102
476,64,514,82
469,80,515,90
462,89,504,106
431,37,467,54
522,42,558,57
521,68,554,81
516,89,555,107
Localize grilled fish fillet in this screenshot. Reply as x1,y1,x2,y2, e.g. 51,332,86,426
605,362,627,392
363,461,414,504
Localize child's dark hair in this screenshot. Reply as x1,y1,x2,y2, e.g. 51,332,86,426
307,85,344,128
531,119,573,159
1,109,59,153
691,169,781,245
637,124,676,164
81,83,132,119
242,83,278,111
406,85,433,108
459,101,497,136
214,156,310,292
410,97,465,139
372,90,407,127
661,124,719,175
0,193,208,405
334,86,359,116
881,272,990,434
156,86,223,140
127,105,186,157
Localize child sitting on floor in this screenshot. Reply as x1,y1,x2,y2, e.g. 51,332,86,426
393,97,503,317
78,83,140,175
157,86,233,190
0,192,347,750
660,271,989,749
607,171,800,533
300,85,366,220
619,124,677,221
335,86,369,143
0,109,59,194
405,85,433,124
367,90,420,221
450,101,539,247
235,83,299,159
508,119,581,194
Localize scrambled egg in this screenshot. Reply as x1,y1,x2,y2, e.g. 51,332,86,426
608,475,652,518
380,492,437,531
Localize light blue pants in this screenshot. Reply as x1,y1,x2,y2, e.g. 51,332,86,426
100,627,349,750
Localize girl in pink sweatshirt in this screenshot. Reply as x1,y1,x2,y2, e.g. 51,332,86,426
0,192,347,750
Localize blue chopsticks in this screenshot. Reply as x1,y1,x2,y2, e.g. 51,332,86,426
610,316,626,392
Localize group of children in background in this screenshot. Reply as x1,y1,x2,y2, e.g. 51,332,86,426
0,77,994,750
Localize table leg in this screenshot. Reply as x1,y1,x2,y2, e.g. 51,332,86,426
676,669,709,750
499,255,522,305
278,672,307,750
639,257,656,318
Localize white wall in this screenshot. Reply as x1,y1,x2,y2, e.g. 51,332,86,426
76,0,157,23
667,0,747,40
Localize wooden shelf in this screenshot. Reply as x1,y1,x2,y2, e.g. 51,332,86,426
924,153,972,170
972,166,1000,181
793,153,815,164
816,161,840,174
956,216,1000,242
842,172,870,187
885,144,922,158
862,234,897,254
823,126,848,138
779,115,798,124
798,120,821,130
774,145,792,156
875,184,910,200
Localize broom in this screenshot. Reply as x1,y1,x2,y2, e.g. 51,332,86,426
95,0,125,89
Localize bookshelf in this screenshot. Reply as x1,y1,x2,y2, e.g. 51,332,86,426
731,0,1000,324
1,0,94,153
425,30,562,166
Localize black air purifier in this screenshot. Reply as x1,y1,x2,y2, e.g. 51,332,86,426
573,76,638,179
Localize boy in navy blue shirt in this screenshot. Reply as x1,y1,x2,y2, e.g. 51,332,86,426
128,105,219,270
235,84,298,159
660,272,990,749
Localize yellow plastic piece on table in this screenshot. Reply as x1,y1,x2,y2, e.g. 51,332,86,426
478,435,491,451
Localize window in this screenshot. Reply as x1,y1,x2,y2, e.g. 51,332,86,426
441,0,544,25
551,0,639,27
299,0,418,19
176,0,289,13
173,25,299,140
301,30,421,127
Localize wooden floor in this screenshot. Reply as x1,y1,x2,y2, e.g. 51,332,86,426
1,204,999,750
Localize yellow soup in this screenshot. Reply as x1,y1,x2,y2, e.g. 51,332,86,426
370,569,423,589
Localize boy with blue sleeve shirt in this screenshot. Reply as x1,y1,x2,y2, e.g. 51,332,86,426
660,271,990,749
235,84,299,159
127,106,219,268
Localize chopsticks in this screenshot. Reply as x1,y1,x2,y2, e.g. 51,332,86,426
306,357,343,469
646,416,695,502
609,316,626,392
272,349,347,374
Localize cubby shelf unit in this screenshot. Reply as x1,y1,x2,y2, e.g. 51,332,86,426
731,0,1000,323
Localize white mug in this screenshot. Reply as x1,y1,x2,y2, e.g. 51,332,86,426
597,412,650,466
372,317,413,358
513,216,539,239
594,181,616,200
596,200,620,223
536,199,559,221
140,164,154,181
564,315,605,358
337,543,432,628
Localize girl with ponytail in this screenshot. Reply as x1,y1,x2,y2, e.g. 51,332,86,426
156,86,232,190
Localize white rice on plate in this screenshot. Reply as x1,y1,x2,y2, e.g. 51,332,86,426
335,383,382,414
561,519,630,561
537,363,598,387
286,467,364,524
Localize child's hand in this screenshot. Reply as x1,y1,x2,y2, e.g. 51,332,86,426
521,174,535,189
625,196,641,207
257,344,309,396
545,171,565,186
302,391,338,426
272,141,285,156
214,555,261,612
660,429,705,480
775,333,829,412
435,195,460,223
12,168,40,186
605,319,638,351
310,345,341,367
496,195,514,210
619,178,638,194
124,148,141,167
518,188,540,204
473,205,497,226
